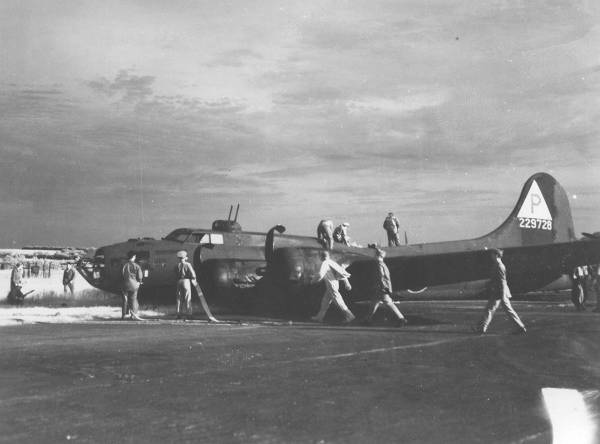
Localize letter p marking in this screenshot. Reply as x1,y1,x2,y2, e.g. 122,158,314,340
530,194,541,213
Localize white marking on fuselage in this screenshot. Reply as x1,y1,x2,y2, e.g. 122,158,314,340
542,387,596,444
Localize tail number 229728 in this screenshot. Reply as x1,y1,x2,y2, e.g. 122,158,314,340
518,217,552,230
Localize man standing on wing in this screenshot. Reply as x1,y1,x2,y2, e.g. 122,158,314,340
383,212,401,247
317,219,334,250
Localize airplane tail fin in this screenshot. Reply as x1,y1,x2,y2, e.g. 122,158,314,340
483,172,576,247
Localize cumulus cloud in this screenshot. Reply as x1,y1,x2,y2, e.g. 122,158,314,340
88,70,155,103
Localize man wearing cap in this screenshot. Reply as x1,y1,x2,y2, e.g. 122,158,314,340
333,222,351,246
174,250,219,322
175,250,196,320
310,250,355,323
63,263,76,295
383,212,401,247
317,219,334,250
474,249,526,334
121,251,143,320
364,248,407,326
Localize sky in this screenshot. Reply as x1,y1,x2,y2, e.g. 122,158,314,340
1,0,599,248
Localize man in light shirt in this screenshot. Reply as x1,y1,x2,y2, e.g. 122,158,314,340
310,251,355,323
317,219,334,250
175,250,218,322
474,249,526,334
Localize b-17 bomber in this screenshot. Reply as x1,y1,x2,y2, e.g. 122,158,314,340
77,173,600,314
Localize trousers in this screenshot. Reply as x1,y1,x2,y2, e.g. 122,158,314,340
312,281,355,322
176,279,192,315
122,288,139,317
367,294,405,321
479,286,525,332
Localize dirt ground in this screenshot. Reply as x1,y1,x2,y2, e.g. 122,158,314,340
1,300,599,443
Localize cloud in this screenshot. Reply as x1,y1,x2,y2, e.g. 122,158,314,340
347,92,448,115
1,0,600,245
88,70,155,103
208,49,264,67
274,85,344,106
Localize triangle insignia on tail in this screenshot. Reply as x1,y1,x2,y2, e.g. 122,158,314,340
516,180,553,231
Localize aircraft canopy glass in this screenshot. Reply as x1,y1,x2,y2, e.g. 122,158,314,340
164,229,223,245
164,229,192,242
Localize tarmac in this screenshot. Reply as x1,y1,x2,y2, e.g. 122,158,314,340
1,299,599,443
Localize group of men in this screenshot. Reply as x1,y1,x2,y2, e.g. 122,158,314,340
7,262,77,305
119,250,218,322
8,229,600,333
317,220,351,249
317,212,403,250
310,248,408,326
308,246,531,334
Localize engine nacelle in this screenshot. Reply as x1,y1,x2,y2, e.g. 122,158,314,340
269,247,324,286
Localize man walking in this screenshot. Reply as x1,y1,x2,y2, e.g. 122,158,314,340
364,248,407,326
474,249,526,334
121,251,143,320
383,212,401,247
310,251,355,323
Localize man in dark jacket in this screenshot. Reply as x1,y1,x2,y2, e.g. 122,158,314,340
121,251,143,320
63,263,76,295
8,263,26,305
364,248,406,326
383,212,401,246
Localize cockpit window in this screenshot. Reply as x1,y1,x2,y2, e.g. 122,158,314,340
172,233,190,242
164,229,192,242
190,233,208,243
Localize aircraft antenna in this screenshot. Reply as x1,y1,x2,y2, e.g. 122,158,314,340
234,203,240,222
404,231,408,245
227,205,233,222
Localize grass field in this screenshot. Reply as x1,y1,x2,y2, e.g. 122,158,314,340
0,269,206,325
0,268,117,306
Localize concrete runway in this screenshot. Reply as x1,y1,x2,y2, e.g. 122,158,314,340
1,300,599,443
